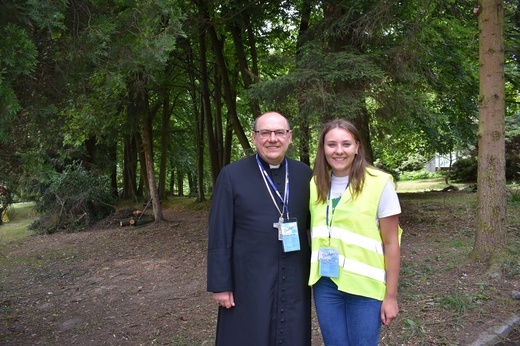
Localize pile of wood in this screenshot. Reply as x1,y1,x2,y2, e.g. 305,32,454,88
119,209,154,227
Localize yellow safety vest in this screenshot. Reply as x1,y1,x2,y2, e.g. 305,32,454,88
308,168,399,301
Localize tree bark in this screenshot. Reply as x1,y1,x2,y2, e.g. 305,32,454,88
198,25,221,185
158,91,171,201
184,35,206,203
296,0,313,166
177,168,184,196
472,0,507,265
133,71,164,222
122,106,140,201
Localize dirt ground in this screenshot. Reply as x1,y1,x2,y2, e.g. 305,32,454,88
0,192,519,345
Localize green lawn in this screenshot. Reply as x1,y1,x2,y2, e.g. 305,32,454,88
396,178,470,193
0,202,37,244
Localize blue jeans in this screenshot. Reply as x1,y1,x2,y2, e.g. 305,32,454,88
313,277,382,346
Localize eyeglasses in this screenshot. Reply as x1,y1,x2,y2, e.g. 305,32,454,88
254,129,291,139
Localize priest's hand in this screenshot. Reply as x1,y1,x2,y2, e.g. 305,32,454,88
212,291,235,309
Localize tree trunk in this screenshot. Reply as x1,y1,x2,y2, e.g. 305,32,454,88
354,107,374,164
471,0,507,266
198,25,220,185
122,115,139,201
184,34,206,203
158,91,171,201
135,131,146,198
141,112,164,222
215,68,230,167
108,140,118,197
296,0,313,166
169,169,175,196
133,71,164,222
177,168,184,196
196,103,206,202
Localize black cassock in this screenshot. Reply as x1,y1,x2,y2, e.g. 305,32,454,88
207,155,312,346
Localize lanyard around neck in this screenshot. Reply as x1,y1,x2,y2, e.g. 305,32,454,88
255,155,290,218
326,174,349,230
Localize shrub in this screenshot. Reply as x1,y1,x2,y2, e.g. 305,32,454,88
450,157,478,182
30,162,115,234
399,169,440,181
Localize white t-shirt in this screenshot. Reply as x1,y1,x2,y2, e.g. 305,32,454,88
330,174,401,219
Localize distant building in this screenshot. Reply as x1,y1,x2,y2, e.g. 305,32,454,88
424,152,465,172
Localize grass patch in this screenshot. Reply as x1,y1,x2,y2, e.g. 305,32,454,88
0,202,37,244
396,178,469,193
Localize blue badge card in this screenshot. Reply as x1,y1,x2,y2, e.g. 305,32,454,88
319,248,339,278
281,218,300,252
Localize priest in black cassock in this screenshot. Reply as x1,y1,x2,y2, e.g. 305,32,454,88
207,112,312,346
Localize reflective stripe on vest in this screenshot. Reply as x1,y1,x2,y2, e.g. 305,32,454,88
311,225,384,255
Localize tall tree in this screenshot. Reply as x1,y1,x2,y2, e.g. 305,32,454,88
195,0,252,154
132,71,165,222
472,0,507,265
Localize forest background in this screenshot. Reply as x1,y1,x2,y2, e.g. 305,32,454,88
0,0,519,285
0,0,520,344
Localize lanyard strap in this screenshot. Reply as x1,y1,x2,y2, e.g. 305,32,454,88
326,174,349,232
255,155,290,218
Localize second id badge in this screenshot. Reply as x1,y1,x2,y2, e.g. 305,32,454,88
319,248,339,278
280,218,300,252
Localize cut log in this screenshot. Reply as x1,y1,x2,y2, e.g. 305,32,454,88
119,215,155,227
120,218,135,227
133,215,155,226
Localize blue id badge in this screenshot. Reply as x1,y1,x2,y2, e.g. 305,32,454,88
319,248,339,278
280,218,300,252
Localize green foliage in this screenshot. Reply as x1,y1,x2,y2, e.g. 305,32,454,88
450,157,478,183
439,293,476,313
399,169,440,181
30,162,115,234
1,0,518,210
0,24,37,78
0,24,38,142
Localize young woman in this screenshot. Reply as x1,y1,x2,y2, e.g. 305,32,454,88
309,118,402,345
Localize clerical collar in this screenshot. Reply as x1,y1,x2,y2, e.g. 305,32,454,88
256,155,286,171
